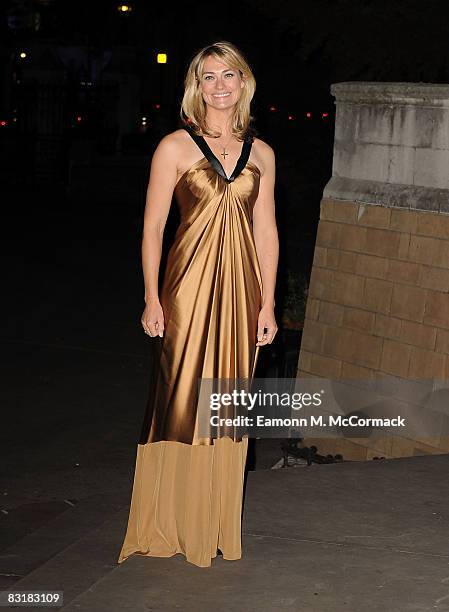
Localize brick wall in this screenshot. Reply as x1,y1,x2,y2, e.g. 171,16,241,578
298,200,449,460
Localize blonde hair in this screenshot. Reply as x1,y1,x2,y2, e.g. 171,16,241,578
180,41,256,141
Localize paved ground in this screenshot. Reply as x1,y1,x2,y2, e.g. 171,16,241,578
2,192,449,611
2,456,449,611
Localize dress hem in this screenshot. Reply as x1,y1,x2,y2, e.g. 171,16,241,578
117,547,242,569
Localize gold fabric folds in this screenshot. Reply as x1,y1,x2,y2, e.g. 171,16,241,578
117,437,248,568
118,154,263,568
140,158,263,446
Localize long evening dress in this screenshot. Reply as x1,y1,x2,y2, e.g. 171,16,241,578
117,125,263,568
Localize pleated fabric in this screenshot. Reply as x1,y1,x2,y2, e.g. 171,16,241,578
117,437,248,568
140,154,263,446
118,130,263,568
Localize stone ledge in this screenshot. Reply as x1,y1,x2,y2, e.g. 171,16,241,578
331,81,449,106
323,176,449,213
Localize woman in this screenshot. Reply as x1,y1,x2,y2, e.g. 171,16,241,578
118,41,279,568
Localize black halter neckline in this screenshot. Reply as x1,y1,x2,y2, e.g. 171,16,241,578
183,125,253,183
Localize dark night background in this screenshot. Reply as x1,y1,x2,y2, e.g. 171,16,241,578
1,0,449,369
2,0,449,408
1,1,448,289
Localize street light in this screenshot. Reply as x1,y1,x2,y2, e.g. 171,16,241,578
157,53,167,64
19,51,27,59
117,4,132,12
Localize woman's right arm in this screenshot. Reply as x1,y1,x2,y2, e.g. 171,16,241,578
141,134,179,338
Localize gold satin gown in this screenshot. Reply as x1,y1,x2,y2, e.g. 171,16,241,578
117,125,263,568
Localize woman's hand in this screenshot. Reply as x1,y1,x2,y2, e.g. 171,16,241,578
256,305,278,346
142,299,165,338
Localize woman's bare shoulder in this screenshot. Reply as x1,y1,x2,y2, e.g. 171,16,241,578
155,128,190,152
251,137,275,176
253,137,275,159
151,129,192,170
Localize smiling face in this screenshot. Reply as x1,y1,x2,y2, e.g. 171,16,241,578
199,55,245,112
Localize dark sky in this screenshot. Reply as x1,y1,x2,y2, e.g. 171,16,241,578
3,0,449,109
2,0,449,269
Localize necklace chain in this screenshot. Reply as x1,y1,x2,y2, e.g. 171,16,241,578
222,133,234,159
207,132,234,160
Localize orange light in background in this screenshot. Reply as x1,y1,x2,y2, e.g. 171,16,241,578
157,53,167,64
117,4,132,12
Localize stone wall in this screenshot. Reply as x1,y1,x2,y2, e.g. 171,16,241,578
297,82,449,460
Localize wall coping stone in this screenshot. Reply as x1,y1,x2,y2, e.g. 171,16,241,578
326,81,449,210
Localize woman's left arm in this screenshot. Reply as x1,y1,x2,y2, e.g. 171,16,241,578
253,142,279,346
